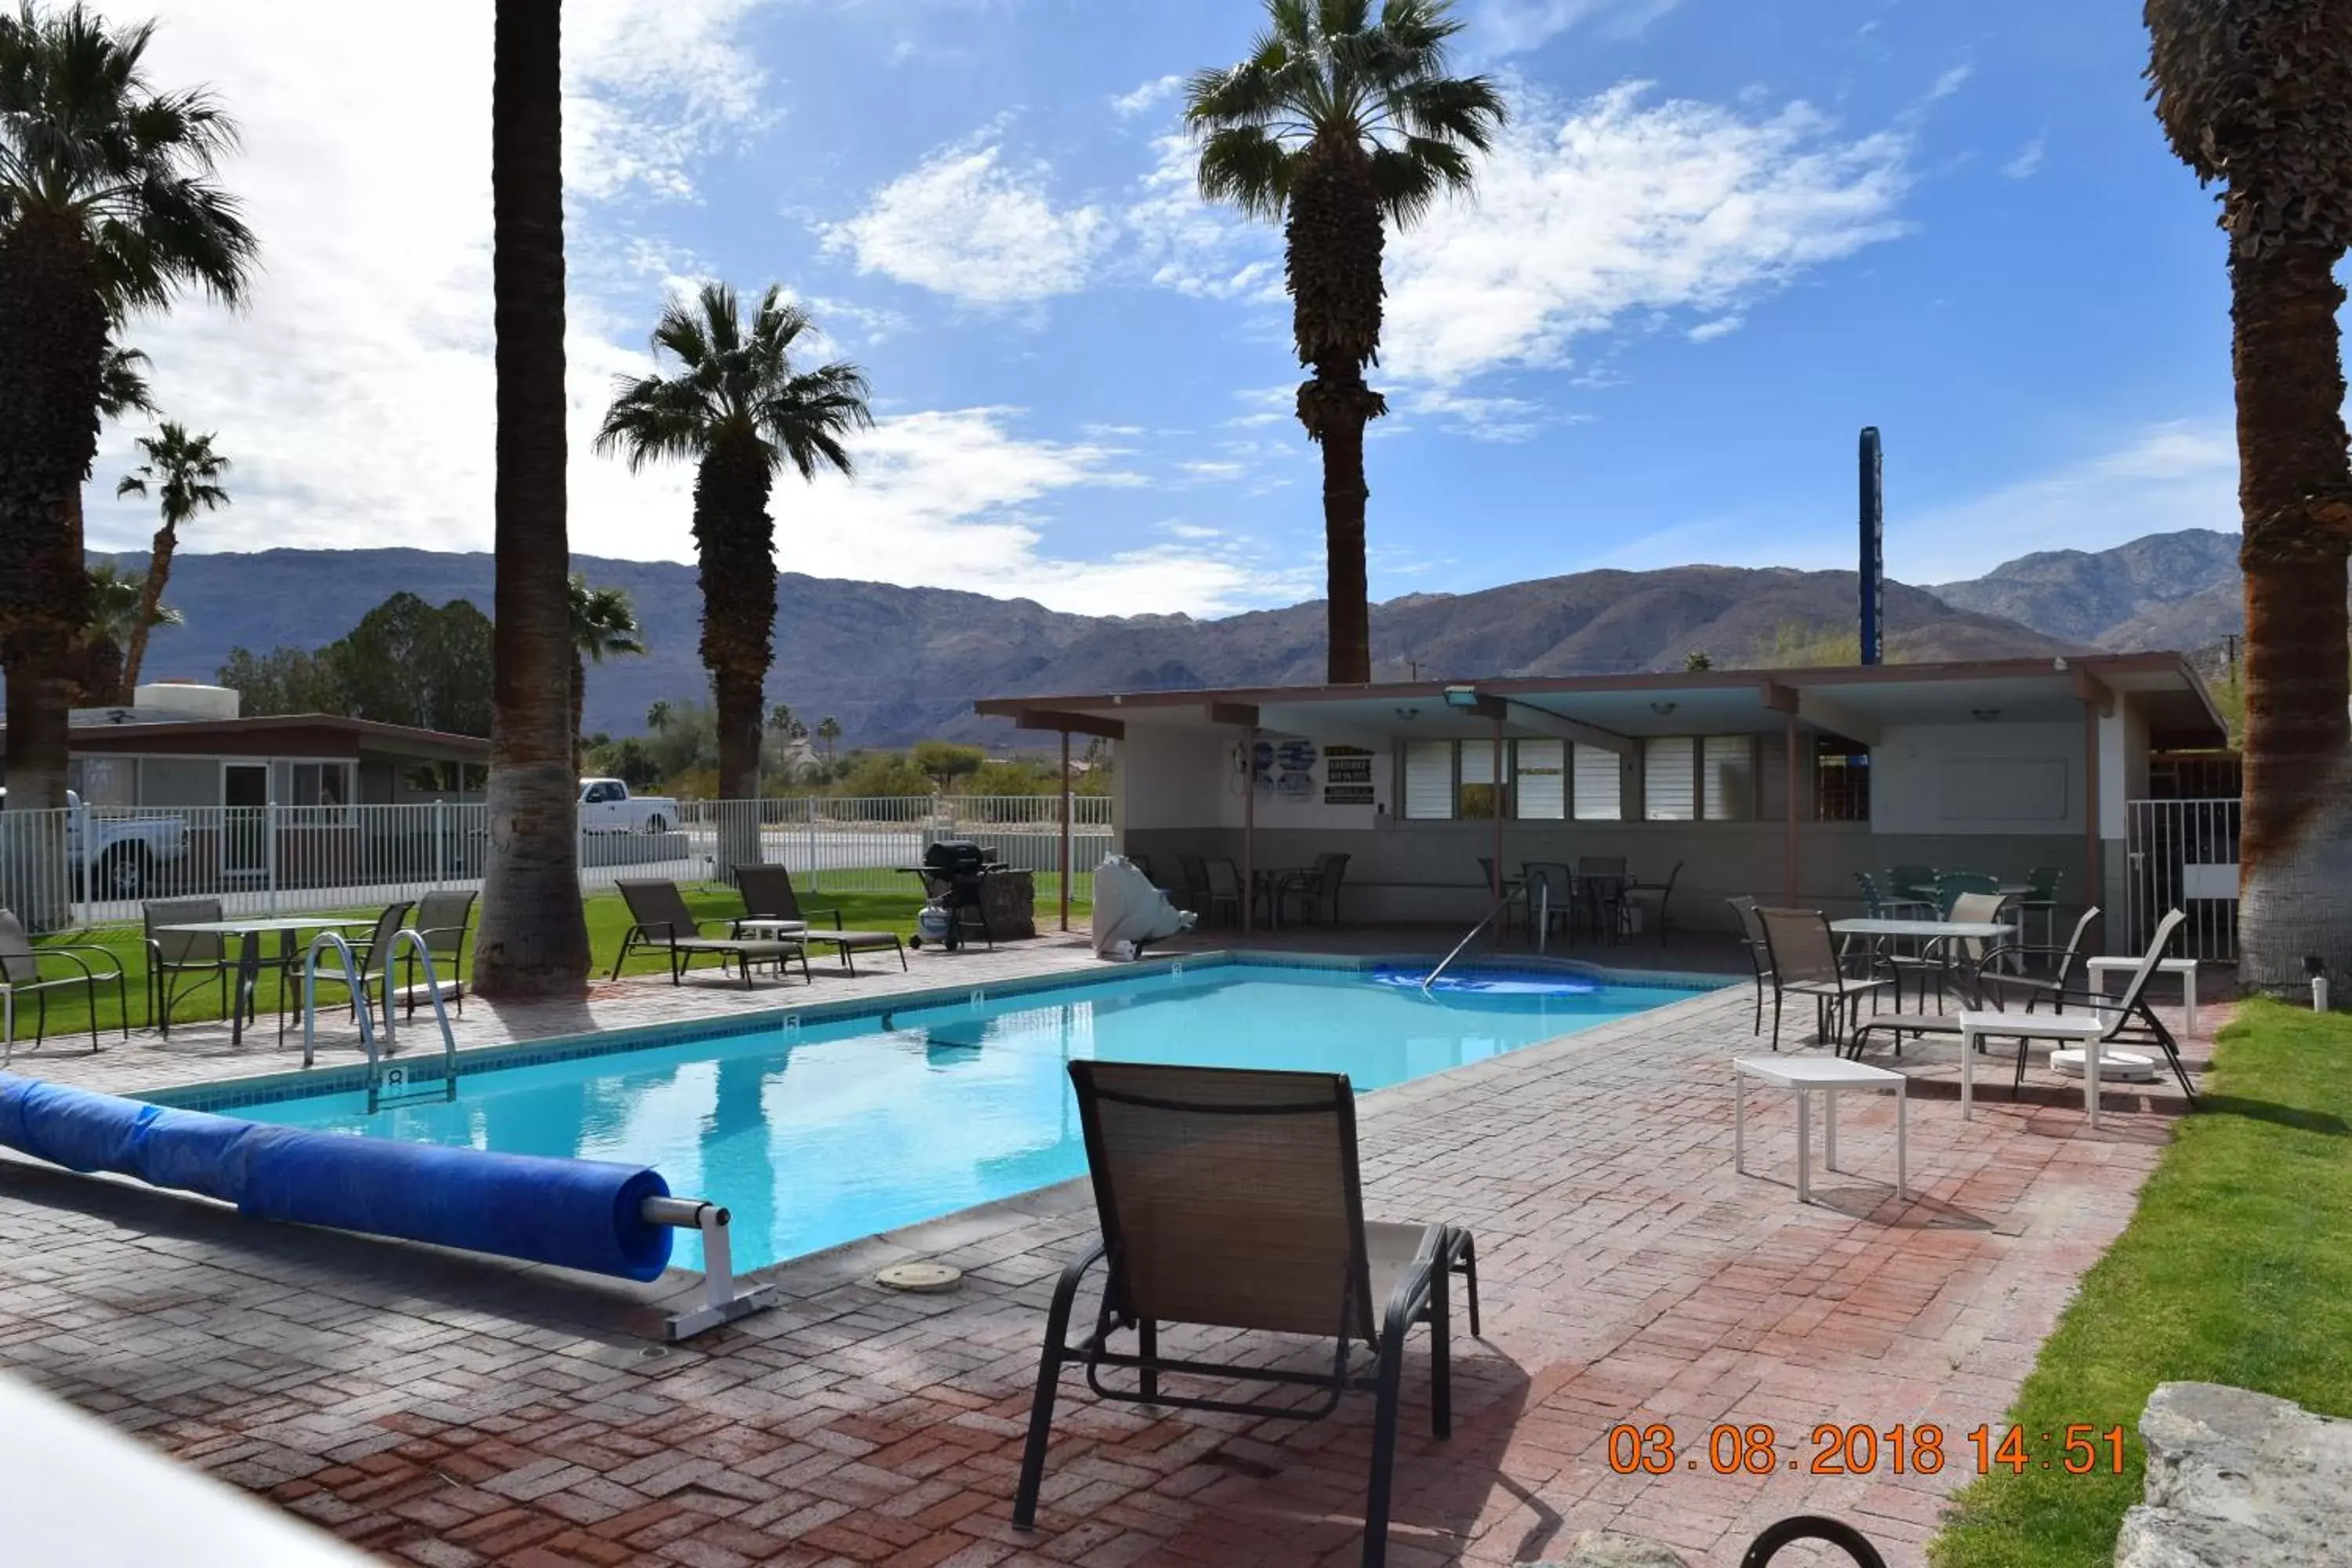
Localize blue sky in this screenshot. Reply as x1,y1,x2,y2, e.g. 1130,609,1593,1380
95,0,2244,615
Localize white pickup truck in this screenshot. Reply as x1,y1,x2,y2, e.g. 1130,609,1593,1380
578,778,679,833
0,788,191,898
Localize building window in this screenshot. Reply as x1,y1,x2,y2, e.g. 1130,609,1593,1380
1572,743,1622,819
1702,735,1756,820
1815,737,1870,821
1643,737,1697,821
1459,739,1507,819
287,761,352,813
1403,739,1454,820
1515,739,1565,819
68,757,136,808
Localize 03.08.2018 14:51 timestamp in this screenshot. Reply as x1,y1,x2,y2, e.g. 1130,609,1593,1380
1605,1422,2129,1477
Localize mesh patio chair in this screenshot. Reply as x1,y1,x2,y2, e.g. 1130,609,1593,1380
305,902,414,1032
1013,1061,1479,1568
2020,866,2064,947
1932,871,2002,916
1576,856,1628,944
1622,861,1681,946
1294,851,1351,925
1203,858,1246,927
1,909,129,1059
1524,862,1575,946
734,864,906,975
613,879,810,988
1175,854,1212,916
1729,896,1773,1033
1849,872,1944,1011
143,896,231,1035
1886,864,1940,906
401,889,475,1018
1755,907,1891,1051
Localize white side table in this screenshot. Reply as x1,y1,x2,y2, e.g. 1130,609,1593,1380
1958,1011,2117,1126
2083,956,2198,1033
1733,1056,1907,1203
731,918,809,939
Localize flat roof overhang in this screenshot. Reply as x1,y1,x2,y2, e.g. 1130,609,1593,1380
976,652,2229,750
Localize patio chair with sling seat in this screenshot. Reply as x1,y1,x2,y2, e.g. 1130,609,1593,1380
1962,909,2198,1100
1013,1060,1479,1568
0,909,129,1059
733,864,906,975
613,880,811,988
305,902,414,1033
401,889,475,1018
1729,895,1773,1033
1932,871,2002,916
1755,907,1892,1052
1622,861,1681,946
1850,871,1946,1011
143,897,233,1035
1978,906,2099,1014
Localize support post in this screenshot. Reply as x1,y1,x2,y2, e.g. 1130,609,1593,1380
1784,713,1801,906
1058,731,1073,935
2083,701,2101,951
1242,727,1257,935
1490,712,1504,903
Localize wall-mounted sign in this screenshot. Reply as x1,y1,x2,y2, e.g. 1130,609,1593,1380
1323,745,1375,807
1252,737,1319,799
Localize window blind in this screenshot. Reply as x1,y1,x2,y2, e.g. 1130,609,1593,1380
1702,736,1756,820
1643,736,1697,821
1403,739,1454,819
1572,743,1621,819
1515,739,1565,818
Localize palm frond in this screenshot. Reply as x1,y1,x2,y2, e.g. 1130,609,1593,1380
1368,141,1451,225
1390,73,1506,149
1196,125,1296,220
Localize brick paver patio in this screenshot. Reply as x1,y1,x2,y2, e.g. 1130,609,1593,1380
0,933,2210,1567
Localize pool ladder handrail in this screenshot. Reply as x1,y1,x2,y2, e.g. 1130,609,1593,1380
301,930,459,1113
1422,887,1522,995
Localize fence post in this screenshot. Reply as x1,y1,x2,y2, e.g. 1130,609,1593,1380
264,801,280,914
433,798,447,888
805,797,819,895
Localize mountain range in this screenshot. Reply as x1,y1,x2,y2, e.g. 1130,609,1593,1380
91,529,2246,747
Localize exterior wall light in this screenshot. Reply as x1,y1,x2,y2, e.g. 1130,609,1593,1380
1442,685,1482,709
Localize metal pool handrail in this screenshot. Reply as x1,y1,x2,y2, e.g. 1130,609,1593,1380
302,931,372,1070
301,931,459,1114
1423,889,1519,994
375,929,457,1113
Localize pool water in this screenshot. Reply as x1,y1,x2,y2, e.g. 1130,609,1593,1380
235,964,1694,1271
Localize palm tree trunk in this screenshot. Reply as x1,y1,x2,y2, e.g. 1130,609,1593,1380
2230,241,2352,992
695,438,778,809
572,649,586,775
120,519,179,698
0,208,107,812
1298,372,1385,684
475,0,590,1000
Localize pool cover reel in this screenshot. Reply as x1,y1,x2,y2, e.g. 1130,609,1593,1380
0,1074,674,1281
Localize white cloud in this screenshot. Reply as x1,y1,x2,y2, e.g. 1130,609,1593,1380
1686,314,1744,343
76,5,1283,619
1112,74,1185,119
1380,84,1913,387
2002,136,2046,180
1469,0,1686,56
1905,420,2238,583
1124,134,1285,301
818,141,1112,306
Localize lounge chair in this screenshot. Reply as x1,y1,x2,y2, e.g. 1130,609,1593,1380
0,909,129,1058
1960,909,2197,1098
1013,1061,1478,1568
1755,906,1891,1051
732,864,906,975
143,896,232,1034
613,879,811,988
401,889,475,1018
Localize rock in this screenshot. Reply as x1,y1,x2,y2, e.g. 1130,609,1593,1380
1530,1531,1692,1567
2115,1381,2352,1566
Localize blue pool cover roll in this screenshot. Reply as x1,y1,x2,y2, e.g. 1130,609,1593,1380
0,1074,673,1281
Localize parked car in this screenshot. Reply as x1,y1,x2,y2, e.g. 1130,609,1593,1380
0,787,190,899
578,778,679,834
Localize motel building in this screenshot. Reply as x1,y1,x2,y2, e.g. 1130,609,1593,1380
978,652,2238,959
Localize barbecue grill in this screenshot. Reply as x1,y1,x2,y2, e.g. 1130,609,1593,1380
916,840,998,951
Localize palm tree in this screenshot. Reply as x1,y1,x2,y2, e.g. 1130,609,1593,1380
568,573,646,766
1186,0,1504,684
815,714,841,763
0,2,254,810
115,422,230,695
646,699,672,732
766,702,798,737
2146,1,2352,991
81,559,177,703
473,0,590,1000
593,282,872,806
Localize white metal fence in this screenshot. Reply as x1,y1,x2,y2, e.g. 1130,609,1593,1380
2125,797,2240,961
0,794,1114,931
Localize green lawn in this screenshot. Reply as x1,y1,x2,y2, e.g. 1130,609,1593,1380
18,882,1091,1042
1929,998,2352,1566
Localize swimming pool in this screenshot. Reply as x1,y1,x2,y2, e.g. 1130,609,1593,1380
232,962,1699,1271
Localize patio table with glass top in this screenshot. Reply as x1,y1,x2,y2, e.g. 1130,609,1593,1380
153,915,378,1047
1831,916,2014,1013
